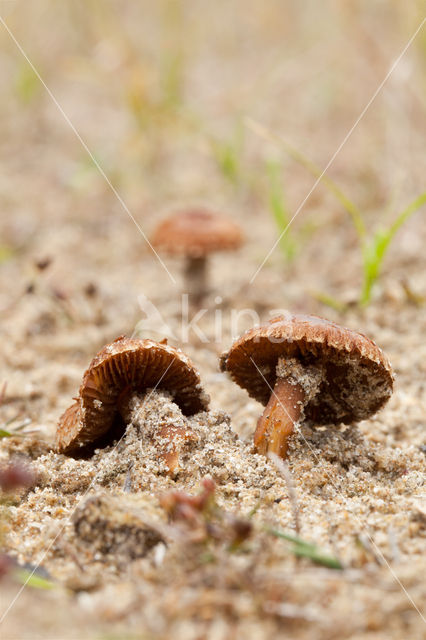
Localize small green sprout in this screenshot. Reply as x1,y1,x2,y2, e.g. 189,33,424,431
267,527,343,570
359,193,426,305
0,244,15,264
14,568,55,590
0,414,32,437
211,123,244,185
15,62,41,104
285,150,425,305
246,118,426,306
266,160,297,261
161,50,185,111
310,291,349,313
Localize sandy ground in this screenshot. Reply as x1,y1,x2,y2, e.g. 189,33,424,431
0,2,425,639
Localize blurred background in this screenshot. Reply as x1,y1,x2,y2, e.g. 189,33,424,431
0,1,425,346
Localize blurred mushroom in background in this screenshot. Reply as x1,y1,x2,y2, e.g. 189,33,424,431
152,208,244,306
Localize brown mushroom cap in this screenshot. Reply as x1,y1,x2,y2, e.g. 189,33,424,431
151,208,243,258
57,336,209,454
220,313,394,425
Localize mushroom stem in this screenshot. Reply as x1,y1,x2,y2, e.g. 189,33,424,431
157,424,196,474
118,391,195,475
184,255,208,305
254,377,305,459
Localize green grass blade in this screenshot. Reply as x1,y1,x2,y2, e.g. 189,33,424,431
360,192,426,305
266,527,343,569
15,63,41,104
267,527,317,549
310,290,348,313
0,245,15,264
161,51,184,110
387,192,426,238
211,122,244,185
267,161,288,228
280,143,365,240
14,568,55,590
290,545,343,569
213,140,240,183
266,161,297,261
245,118,366,239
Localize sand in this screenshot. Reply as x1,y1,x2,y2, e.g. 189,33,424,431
0,2,425,638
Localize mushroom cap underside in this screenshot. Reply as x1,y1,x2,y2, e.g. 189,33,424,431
220,314,393,425
56,337,209,454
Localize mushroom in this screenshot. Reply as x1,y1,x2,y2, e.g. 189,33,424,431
151,208,244,305
220,313,394,459
56,336,209,474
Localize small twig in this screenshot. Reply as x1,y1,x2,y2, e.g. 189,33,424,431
123,461,134,493
387,526,400,564
0,392,42,405
263,600,322,622
61,542,85,573
401,279,425,307
268,453,300,534
5,416,32,431
0,382,7,407
357,534,384,566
